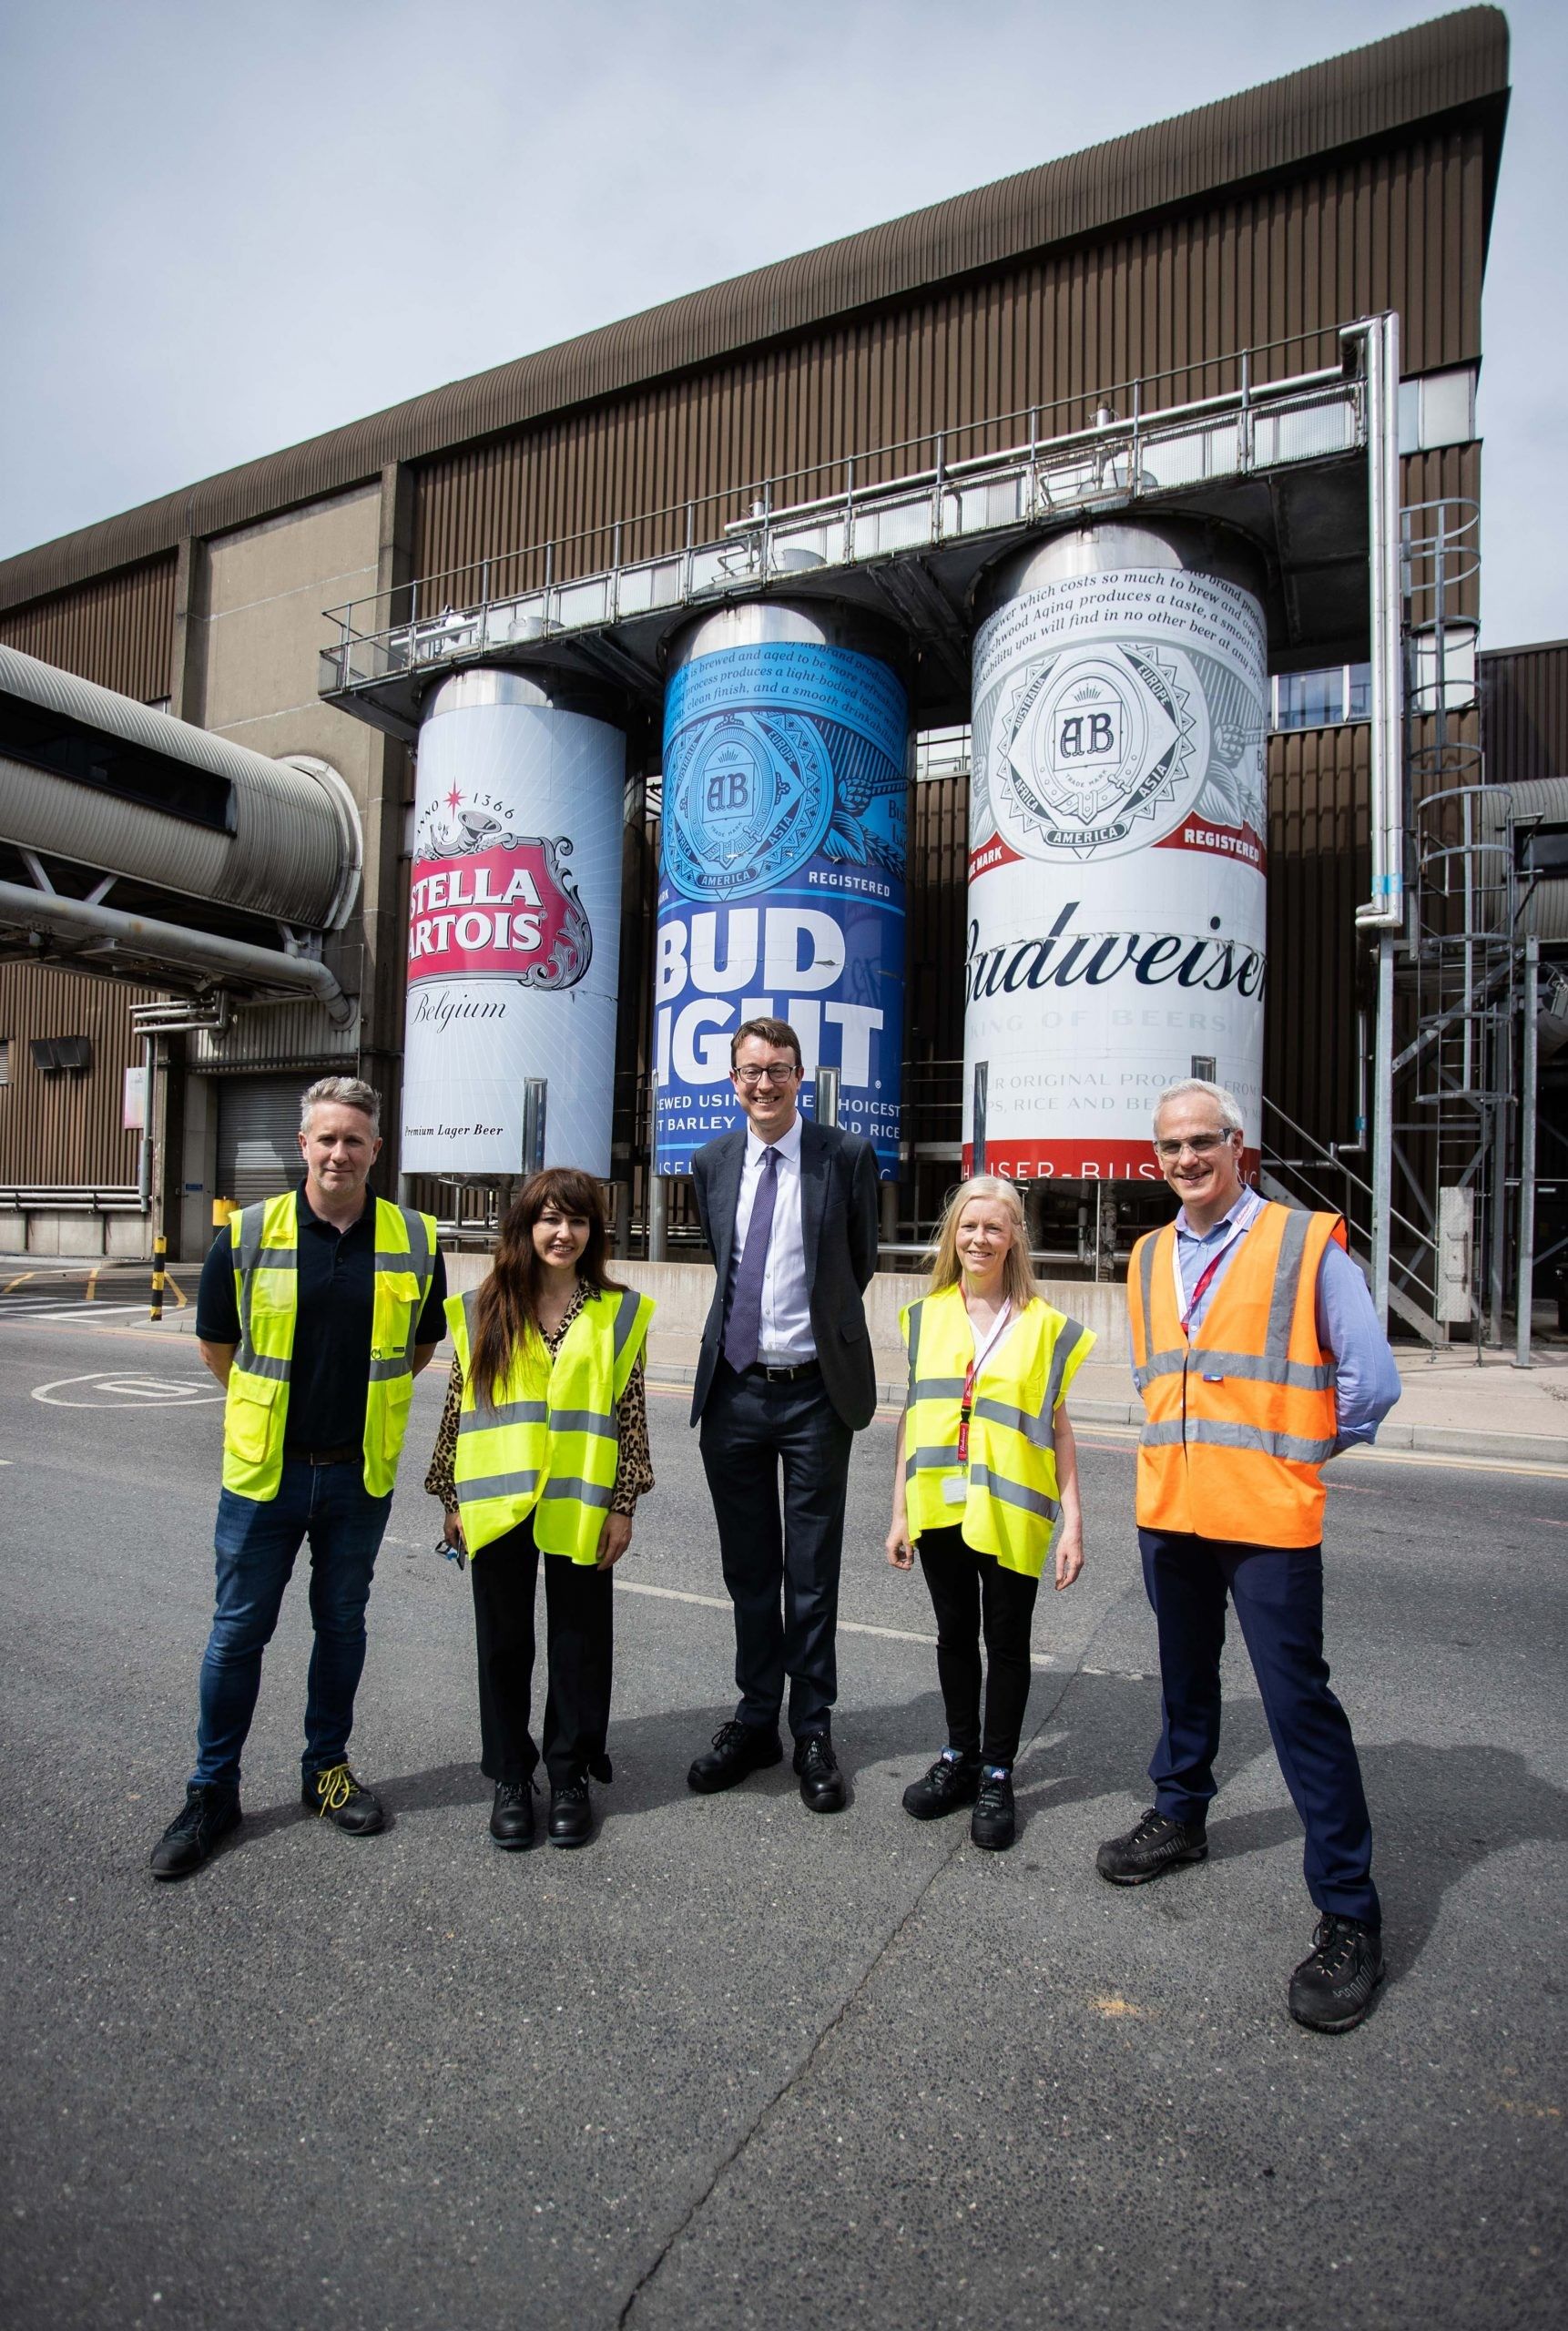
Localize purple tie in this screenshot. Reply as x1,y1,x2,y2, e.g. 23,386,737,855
724,1145,780,1374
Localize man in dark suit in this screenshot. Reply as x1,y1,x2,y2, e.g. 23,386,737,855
686,1016,881,1812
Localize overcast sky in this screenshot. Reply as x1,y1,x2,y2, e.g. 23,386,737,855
0,0,1559,649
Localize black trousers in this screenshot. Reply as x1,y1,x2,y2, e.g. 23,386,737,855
917,1524,1041,1767
698,1360,854,1738
1140,1528,1380,1927
469,1514,613,1788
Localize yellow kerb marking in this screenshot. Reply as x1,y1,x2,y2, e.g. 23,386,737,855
3,1272,35,1295
85,1268,98,1303
1492,2096,1562,2120
1090,1995,1148,2019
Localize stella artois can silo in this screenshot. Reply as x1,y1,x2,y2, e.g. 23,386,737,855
402,668,626,1179
964,522,1268,1183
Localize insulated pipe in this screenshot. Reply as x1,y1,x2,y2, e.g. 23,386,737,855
1515,936,1539,1369
0,881,356,1025
1344,312,1404,1332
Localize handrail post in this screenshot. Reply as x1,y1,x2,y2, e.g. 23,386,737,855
1515,934,1539,1367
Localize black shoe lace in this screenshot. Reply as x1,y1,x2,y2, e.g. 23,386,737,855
1310,1916,1363,1977
976,1776,1012,1813
709,1720,750,1754
555,1780,589,1806
495,1781,533,1808
1132,1807,1172,1846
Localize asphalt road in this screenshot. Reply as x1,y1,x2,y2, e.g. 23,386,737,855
1,1309,1563,2331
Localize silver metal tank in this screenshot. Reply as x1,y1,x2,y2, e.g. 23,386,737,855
402,666,626,1180
654,600,910,1175
965,519,1269,1181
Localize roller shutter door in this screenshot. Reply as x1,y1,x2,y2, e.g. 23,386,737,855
215,1077,303,1208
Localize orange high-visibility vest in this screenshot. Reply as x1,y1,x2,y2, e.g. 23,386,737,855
1127,1202,1347,1549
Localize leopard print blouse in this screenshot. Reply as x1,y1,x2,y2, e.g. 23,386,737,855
424,1278,654,1518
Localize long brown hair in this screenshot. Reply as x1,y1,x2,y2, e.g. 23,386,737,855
468,1168,624,1407
925,1176,1039,1312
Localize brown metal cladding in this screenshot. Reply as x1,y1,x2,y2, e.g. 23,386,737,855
1481,640,1568,786
0,962,161,1184
411,127,1494,603
0,9,1506,615
1266,725,1369,1150
0,555,175,701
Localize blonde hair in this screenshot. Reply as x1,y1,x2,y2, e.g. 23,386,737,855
926,1176,1039,1310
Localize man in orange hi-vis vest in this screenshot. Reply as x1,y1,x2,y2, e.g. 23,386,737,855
1099,1078,1401,2034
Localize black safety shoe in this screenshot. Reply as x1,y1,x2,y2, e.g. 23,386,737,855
794,1732,846,1814
548,1779,594,1847
150,1783,240,1880
489,1780,535,1851
1288,1915,1385,2034
902,1752,983,1821
302,1764,384,1835
971,1769,1016,1851
1095,1807,1207,1886
687,1720,784,1795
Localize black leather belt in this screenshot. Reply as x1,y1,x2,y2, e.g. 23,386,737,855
284,1443,361,1467
747,1359,820,1383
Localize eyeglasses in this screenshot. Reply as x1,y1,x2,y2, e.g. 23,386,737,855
734,1064,798,1087
1154,1132,1234,1161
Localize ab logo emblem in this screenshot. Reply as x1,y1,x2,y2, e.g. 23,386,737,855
663,707,835,902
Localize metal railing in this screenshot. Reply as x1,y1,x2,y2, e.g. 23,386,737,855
321,326,1364,697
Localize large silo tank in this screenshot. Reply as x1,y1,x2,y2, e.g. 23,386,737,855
965,522,1268,1181
402,667,626,1179
654,601,910,1176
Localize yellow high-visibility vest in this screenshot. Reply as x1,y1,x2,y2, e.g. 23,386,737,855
1127,1202,1346,1547
900,1283,1095,1577
446,1282,655,1562
222,1192,438,1501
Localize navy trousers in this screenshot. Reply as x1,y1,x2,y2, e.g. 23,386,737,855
698,1360,853,1738
1139,1527,1380,1928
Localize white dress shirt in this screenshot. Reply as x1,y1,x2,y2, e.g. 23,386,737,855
728,1116,815,1363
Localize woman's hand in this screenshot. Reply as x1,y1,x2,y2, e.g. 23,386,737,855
596,1511,633,1571
443,1509,465,1552
885,1517,914,1570
1053,1524,1084,1591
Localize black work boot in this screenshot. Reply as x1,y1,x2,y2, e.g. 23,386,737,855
150,1783,241,1880
548,1779,594,1847
1095,1807,1208,1885
901,1751,983,1821
971,1768,1016,1851
1288,1915,1385,2033
302,1764,385,1834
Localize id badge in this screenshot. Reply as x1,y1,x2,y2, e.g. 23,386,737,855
941,1474,968,1507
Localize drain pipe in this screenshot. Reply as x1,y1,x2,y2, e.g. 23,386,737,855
1344,312,1404,1331
0,882,356,1027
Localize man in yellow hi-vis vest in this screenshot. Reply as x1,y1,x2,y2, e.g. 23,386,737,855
150,1078,444,1879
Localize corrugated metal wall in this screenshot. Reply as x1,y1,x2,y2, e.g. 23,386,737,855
0,555,176,702
412,129,1490,594
0,962,159,1184
1482,640,1568,786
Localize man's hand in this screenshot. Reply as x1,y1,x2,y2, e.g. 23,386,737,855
199,1339,236,1388
596,1512,633,1571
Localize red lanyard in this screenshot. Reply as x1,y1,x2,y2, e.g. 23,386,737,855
1180,1247,1230,1337
956,1301,1012,1463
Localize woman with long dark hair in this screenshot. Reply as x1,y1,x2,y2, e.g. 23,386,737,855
426,1169,655,1850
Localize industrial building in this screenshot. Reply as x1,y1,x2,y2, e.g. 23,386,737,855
1,5,1558,1343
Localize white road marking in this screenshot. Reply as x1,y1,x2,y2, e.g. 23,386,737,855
31,1371,224,1409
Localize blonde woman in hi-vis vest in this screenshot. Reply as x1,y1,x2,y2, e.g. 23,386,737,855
886,1176,1094,1851
426,1169,655,1852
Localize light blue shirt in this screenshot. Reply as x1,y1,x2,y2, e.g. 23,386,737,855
1151,1188,1402,1453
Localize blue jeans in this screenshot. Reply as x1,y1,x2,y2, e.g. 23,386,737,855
191,1459,392,1790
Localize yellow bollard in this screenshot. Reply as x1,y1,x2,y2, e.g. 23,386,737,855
150,1235,167,1322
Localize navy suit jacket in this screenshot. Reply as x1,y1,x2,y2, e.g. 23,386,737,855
688,1117,881,1431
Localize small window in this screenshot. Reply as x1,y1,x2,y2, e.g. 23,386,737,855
28,1035,93,1074
0,1038,9,1086
1517,823,1568,880
1271,665,1373,733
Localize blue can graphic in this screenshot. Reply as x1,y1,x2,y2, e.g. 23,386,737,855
654,613,908,1176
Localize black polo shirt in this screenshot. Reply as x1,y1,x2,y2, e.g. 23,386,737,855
197,1183,447,1452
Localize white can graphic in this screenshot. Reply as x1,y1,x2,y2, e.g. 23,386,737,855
401,669,626,1179
965,524,1268,1181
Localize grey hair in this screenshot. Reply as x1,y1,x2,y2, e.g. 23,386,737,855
300,1075,382,1135
1152,1078,1244,1137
